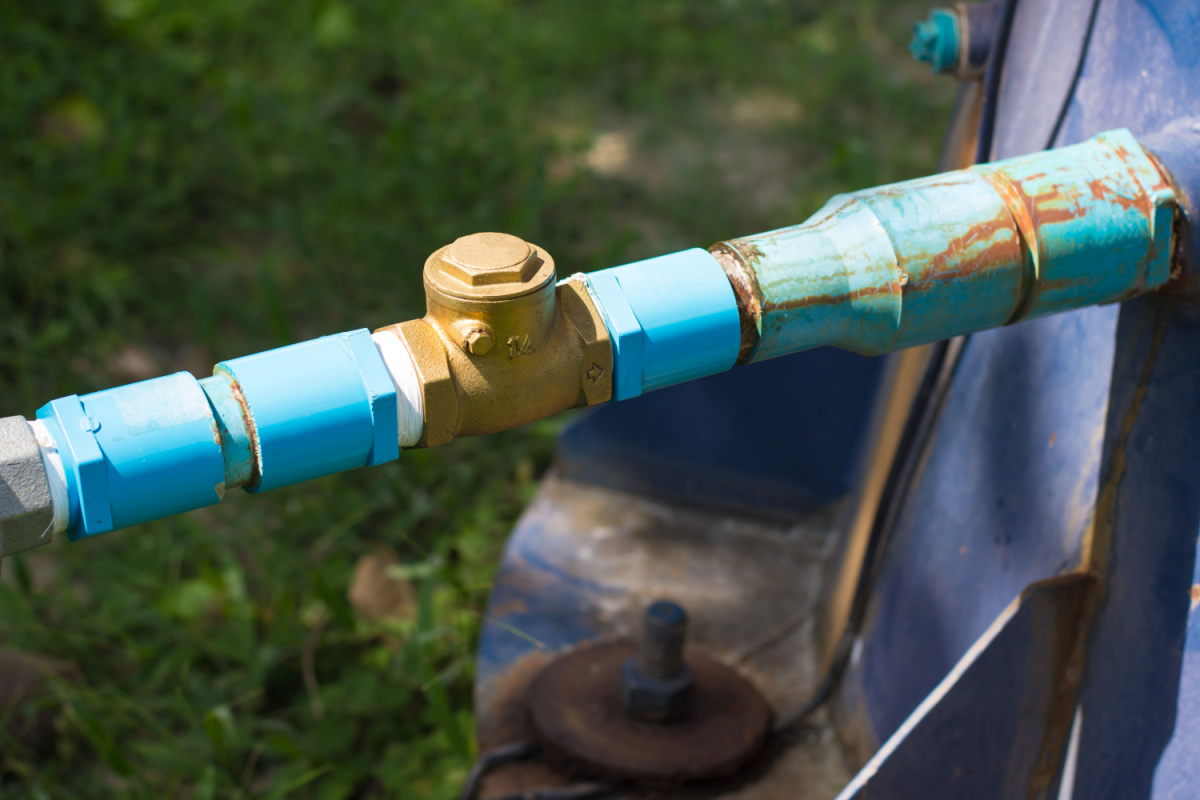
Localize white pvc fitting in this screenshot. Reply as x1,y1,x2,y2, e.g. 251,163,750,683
27,419,69,536
372,330,425,447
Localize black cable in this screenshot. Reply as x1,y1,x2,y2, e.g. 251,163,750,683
458,740,541,800
1043,0,1103,149
489,783,620,800
458,740,619,800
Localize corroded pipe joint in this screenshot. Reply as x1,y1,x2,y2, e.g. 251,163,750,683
712,128,1179,364
378,232,612,447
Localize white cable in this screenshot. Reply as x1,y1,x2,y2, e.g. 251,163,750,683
27,419,69,536
372,331,426,447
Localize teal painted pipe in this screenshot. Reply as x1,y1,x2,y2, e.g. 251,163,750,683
710,129,1177,364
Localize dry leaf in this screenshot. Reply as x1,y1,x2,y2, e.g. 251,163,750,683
347,548,415,622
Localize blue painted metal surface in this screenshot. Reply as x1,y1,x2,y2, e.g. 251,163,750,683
585,249,741,401
722,129,1174,363
910,8,961,74
556,348,882,517
993,0,1200,161
1151,520,1200,797
836,1,1200,796
836,577,1091,800
215,328,398,493
835,302,1119,753
477,1,1200,795
1067,291,1200,800
36,373,226,538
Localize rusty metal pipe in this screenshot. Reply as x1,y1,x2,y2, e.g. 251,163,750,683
710,128,1178,365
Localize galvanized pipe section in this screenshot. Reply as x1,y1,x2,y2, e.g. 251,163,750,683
710,128,1177,364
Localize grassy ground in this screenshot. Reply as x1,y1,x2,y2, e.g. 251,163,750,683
0,1,953,797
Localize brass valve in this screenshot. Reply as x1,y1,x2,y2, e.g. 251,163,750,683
379,232,613,447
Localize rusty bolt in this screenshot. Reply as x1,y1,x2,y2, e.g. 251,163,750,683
463,326,494,355
620,600,695,723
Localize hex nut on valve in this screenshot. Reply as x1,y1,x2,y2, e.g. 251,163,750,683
0,416,55,558
620,600,695,723
462,326,494,355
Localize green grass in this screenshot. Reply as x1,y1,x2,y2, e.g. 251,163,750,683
0,0,953,796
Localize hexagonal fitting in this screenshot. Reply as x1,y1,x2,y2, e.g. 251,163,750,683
426,232,556,300
460,324,494,356
437,232,543,287
620,656,695,724
0,416,55,558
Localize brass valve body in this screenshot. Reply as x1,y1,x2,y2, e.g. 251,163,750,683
379,233,613,447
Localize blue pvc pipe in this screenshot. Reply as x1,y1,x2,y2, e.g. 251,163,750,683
36,328,398,538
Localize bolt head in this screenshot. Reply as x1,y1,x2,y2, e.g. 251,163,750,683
620,656,695,723
463,327,494,355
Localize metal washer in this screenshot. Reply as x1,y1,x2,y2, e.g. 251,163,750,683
525,641,772,785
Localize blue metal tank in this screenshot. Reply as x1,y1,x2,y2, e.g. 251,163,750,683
474,2,1200,798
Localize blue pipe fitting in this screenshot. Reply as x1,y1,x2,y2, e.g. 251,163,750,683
214,328,397,493
36,373,226,539
586,249,741,401
35,328,398,538
910,8,960,75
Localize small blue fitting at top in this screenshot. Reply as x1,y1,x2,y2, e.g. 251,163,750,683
215,328,398,493
910,8,960,75
586,249,741,401
37,373,227,539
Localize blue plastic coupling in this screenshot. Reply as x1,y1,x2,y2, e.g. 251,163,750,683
35,328,400,539
213,328,398,493
37,373,227,539
585,248,742,401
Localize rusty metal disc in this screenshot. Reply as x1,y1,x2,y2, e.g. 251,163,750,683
525,641,772,785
